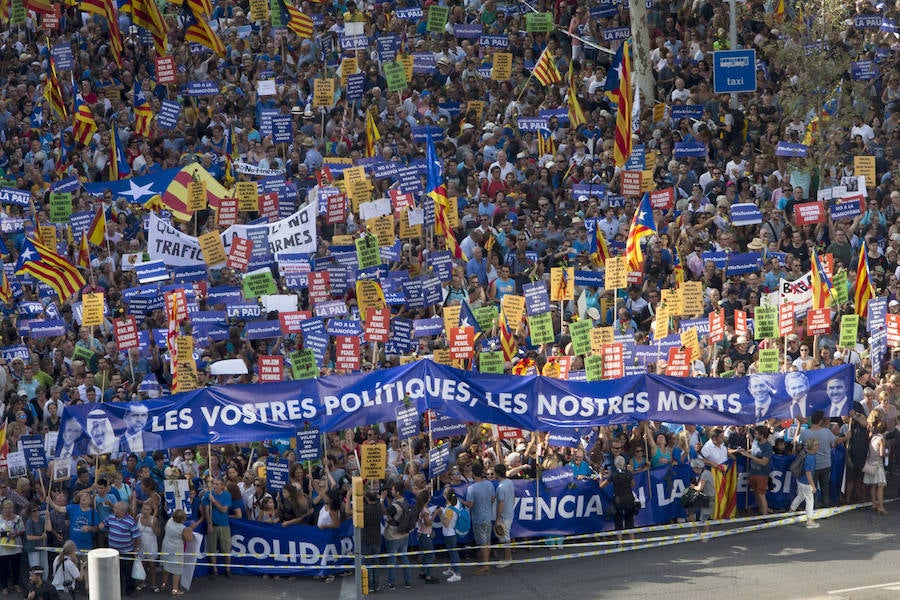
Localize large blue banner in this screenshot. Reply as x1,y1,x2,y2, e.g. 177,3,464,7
55,363,853,452
226,519,353,576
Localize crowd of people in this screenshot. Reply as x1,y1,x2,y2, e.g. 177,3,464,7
0,0,897,597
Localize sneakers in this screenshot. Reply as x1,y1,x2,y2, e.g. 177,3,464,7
386,583,396,591
496,561,512,569
403,582,412,589
442,569,453,577
447,574,461,583
806,521,820,528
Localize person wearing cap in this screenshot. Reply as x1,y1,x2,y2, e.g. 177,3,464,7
25,565,55,600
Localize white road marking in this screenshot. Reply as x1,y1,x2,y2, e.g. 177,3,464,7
827,581,900,594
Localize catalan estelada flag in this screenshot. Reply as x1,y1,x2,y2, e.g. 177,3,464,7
498,309,517,361
279,0,314,38
72,90,97,146
713,462,738,520
604,38,633,167
537,128,555,157
625,192,656,272
533,46,562,86
15,237,86,303
132,80,154,139
852,244,874,318
426,134,465,261
78,0,123,65
184,12,225,56
128,0,168,54
44,47,67,120
810,249,834,310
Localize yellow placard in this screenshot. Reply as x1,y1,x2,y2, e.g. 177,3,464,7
187,180,207,212
359,443,387,479
81,293,104,328
39,226,57,248
398,54,414,82
198,230,226,266
432,349,452,365
175,335,194,363
398,210,423,239
854,155,876,188
366,214,395,247
682,281,703,316
492,52,512,80
500,295,526,332
680,328,700,361
550,267,575,301
641,170,654,192
467,100,484,123
605,256,627,289
249,0,267,21
236,181,258,212
313,78,336,108
340,57,358,90
443,305,461,334
355,280,386,315
654,304,669,338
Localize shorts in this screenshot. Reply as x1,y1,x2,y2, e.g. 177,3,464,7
206,525,232,554
748,474,769,494
494,518,511,543
472,522,492,545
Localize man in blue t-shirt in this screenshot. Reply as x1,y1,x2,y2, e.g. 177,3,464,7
201,477,232,578
738,425,773,516
463,463,495,575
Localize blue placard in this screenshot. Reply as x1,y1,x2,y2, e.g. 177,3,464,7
265,458,289,494
296,428,322,461
21,435,47,469
135,261,170,283
271,114,293,143
51,44,73,71
0,187,31,206
730,203,763,226
523,281,551,315
376,35,400,62
340,34,369,51
851,60,878,81
625,144,646,170
52,176,80,193
724,252,763,276
590,0,618,18
157,100,181,130
172,264,208,283
27,319,66,339
517,117,547,132
830,199,862,221
245,320,282,340
346,73,365,101
479,35,509,48
602,27,631,42
670,105,704,121
881,18,898,34
414,317,443,338
713,49,757,94
0,346,29,363
574,270,605,288
183,80,220,96
411,125,444,143
395,7,423,19
227,302,262,319
428,445,450,479
774,141,808,158
454,24,482,38
325,319,364,337
674,141,707,158
854,14,882,29
396,404,420,440
412,53,436,74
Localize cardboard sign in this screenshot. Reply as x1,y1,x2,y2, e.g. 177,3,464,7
888,313,900,346
335,335,361,371
492,52,513,80
236,181,259,211
355,234,381,269
227,236,253,271
114,316,140,351
550,267,574,301
585,354,602,381
426,5,449,32
682,281,703,315
366,214,394,247
839,314,859,347
807,308,832,335
666,347,692,377
258,191,279,221
365,308,391,342
734,309,748,338
601,343,624,379
290,348,319,379
605,256,627,289
187,180,207,212
854,156,875,187
779,301,795,336
313,78,335,108
448,326,475,359
500,295,526,332
49,192,72,223
359,443,387,479
758,348,779,373
80,293,104,328
217,197,239,227
755,305,777,339
794,201,826,225
525,12,553,32
709,309,725,343
156,56,176,84
528,312,555,345
649,187,675,210
621,171,643,196
242,270,278,299
198,230,227,266
384,61,408,92
326,193,347,225
257,355,283,382
479,351,503,374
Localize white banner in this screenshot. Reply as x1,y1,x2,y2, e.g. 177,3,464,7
147,213,207,266
779,271,813,316
234,161,286,176
223,203,318,257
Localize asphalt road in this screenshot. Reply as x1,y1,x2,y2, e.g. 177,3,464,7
145,499,900,600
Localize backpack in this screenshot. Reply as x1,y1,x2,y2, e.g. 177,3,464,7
789,448,808,478
450,504,471,537
390,499,417,534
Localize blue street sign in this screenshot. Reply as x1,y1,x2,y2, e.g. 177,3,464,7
712,49,757,94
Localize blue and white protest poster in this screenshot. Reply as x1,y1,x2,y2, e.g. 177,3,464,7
730,203,763,225
428,445,450,479
226,520,353,576
395,404,420,440
774,141,808,158
265,458,290,494
296,429,322,461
